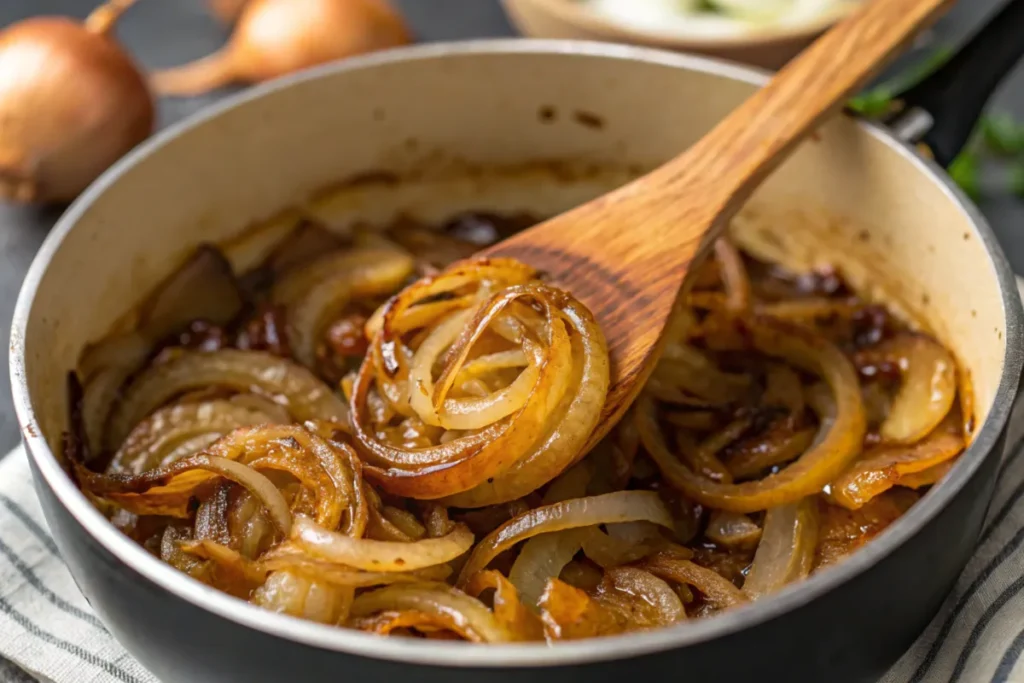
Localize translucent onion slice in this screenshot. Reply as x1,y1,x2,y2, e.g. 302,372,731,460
743,498,818,599
106,349,348,452
285,515,473,571
240,425,367,536
639,551,749,610
253,570,353,624
830,417,964,509
109,399,282,474
865,335,958,444
272,246,411,309
758,298,866,321
763,364,804,414
457,491,674,586
507,464,592,606
282,247,415,368
509,529,589,608
350,583,515,643
638,316,866,512
80,332,151,457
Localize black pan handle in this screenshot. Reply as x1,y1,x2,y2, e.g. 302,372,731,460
889,0,1024,166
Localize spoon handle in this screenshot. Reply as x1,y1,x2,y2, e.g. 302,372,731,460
647,0,955,235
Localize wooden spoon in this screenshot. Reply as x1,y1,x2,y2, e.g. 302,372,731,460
482,0,953,441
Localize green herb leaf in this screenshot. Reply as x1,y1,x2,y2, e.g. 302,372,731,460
981,114,1024,156
1010,163,1024,199
848,47,952,119
848,89,895,117
948,152,980,200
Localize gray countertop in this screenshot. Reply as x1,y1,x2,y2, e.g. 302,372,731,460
0,0,1022,457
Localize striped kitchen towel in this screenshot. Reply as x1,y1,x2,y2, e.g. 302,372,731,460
3,415,1024,683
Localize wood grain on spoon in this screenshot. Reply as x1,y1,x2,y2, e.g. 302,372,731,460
483,0,954,442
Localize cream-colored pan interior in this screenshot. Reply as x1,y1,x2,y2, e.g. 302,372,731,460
19,45,1008,457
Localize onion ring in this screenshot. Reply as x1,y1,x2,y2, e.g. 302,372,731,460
457,491,674,586
638,316,866,513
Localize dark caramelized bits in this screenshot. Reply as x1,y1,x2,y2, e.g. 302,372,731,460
851,305,893,349
235,304,291,358
175,319,230,352
442,212,537,246
317,312,371,381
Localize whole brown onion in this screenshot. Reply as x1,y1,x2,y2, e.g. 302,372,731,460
0,0,154,203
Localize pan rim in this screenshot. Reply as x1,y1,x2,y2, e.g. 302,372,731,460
10,38,1023,668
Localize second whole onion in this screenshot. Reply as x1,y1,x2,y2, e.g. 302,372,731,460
153,0,413,97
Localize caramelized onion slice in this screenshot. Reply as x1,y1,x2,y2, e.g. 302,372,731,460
141,245,244,343
286,516,473,571
464,570,545,641
107,349,348,451
639,551,748,610
538,569,684,640
77,453,292,534
457,491,673,586
350,583,515,643
580,526,663,569
653,344,752,405
714,238,751,312
639,316,866,513
442,295,609,507
185,540,453,586
538,579,621,640
599,566,686,627
830,417,964,509
898,458,957,489
743,498,818,599
863,335,958,444
353,258,608,504
726,427,816,481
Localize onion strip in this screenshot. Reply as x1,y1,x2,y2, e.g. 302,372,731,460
350,583,514,643
457,491,673,586
285,515,473,571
